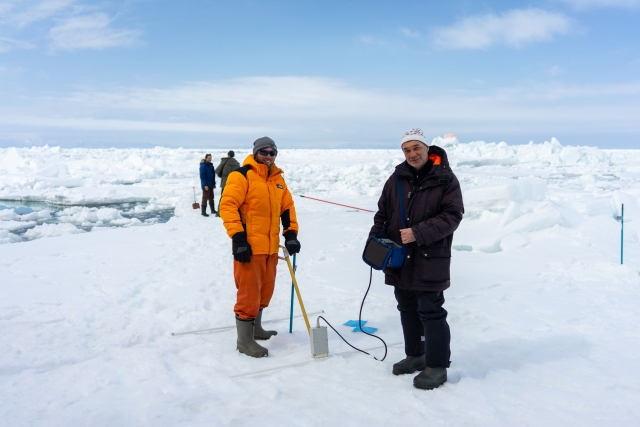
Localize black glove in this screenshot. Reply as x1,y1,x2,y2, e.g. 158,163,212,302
283,230,301,255
232,232,252,263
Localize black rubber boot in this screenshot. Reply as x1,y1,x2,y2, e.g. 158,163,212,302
254,308,278,340
392,355,426,375
236,316,268,358
413,367,447,390
201,206,209,217
209,201,217,216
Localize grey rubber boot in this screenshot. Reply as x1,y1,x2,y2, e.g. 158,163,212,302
413,367,447,390
254,308,278,340
392,355,427,375
235,316,268,358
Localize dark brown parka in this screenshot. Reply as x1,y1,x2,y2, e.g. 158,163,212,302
368,145,464,292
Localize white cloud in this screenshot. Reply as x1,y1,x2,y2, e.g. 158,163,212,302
523,81,640,99
0,1,141,51
434,8,572,50
356,35,389,46
2,77,639,140
0,2,16,15
549,65,563,75
49,13,140,50
558,0,639,9
0,37,36,53
0,116,272,134
64,77,362,113
400,28,421,38
0,64,25,73
1,0,76,28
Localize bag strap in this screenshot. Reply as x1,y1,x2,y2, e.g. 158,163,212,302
396,176,408,229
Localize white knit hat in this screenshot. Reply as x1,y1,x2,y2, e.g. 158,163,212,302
400,128,428,146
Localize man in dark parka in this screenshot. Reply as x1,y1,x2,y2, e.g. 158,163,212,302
199,154,217,217
368,128,464,390
215,150,241,217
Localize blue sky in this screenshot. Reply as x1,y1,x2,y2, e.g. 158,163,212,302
1,0,639,149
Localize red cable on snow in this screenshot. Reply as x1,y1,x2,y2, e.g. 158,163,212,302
296,195,375,213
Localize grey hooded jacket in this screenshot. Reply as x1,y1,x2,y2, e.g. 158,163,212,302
215,157,241,188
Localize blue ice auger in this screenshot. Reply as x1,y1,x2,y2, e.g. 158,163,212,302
619,204,624,265
615,204,624,265
289,254,296,333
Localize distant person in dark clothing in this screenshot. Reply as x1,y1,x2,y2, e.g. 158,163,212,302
215,150,241,217
200,154,217,217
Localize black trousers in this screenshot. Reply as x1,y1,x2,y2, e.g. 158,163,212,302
394,287,451,368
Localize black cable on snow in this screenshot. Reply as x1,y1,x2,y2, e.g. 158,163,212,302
316,267,388,361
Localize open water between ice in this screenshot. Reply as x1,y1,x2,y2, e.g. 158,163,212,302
0,200,174,243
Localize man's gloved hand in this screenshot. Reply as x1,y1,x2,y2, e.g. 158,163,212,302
232,232,252,263
283,230,301,255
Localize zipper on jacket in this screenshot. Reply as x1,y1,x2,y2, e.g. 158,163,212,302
266,167,273,251
404,176,448,225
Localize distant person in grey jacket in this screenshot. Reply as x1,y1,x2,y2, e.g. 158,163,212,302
215,150,241,217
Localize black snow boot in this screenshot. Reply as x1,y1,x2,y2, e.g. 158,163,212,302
209,201,217,216
236,316,268,358
413,367,447,390
201,206,209,217
392,355,426,376
254,308,278,340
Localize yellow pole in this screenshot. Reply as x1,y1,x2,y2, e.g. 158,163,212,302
281,246,311,334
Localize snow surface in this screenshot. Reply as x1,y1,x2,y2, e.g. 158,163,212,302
1,138,640,426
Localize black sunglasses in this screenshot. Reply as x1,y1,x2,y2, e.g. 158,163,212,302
257,149,277,157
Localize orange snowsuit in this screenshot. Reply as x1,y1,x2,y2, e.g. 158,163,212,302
220,155,298,319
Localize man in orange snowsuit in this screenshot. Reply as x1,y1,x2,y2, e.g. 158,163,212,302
220,137,301,358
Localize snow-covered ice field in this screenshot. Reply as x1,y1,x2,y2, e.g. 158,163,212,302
1,138,640,426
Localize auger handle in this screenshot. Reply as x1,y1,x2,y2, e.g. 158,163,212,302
280,245,310,334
